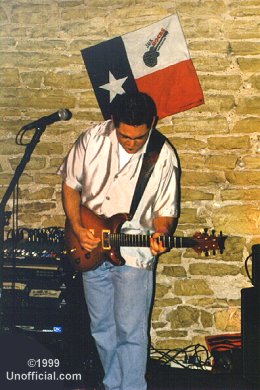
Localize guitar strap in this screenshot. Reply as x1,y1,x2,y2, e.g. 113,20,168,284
128,128,166,220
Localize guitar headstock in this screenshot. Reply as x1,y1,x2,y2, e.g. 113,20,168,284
192,229,227,256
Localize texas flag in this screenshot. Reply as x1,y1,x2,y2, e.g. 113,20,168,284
81,14,204,119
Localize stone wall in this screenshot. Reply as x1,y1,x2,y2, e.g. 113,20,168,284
0,0,259,350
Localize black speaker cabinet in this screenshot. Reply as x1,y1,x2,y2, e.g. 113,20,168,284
241,286,260,385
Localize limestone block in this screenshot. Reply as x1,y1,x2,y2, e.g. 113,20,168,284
174,279,214,296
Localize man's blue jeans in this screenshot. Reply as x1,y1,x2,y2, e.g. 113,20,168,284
82,261,154,390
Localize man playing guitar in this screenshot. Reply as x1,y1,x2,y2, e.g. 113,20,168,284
59,92,180,390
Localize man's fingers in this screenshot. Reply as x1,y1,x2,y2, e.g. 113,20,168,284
81,240,100,252
150,233,167,256
79,229,101,252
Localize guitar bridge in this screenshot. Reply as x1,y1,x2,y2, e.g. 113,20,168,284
102,230,111,250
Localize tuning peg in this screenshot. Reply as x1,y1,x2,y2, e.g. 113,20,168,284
211,229,216,236
204,228,208,235
219,231,225,253
205,250,209,256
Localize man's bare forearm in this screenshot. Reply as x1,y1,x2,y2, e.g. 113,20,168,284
62,181,100,251
153,216,178,235
62,181,82,233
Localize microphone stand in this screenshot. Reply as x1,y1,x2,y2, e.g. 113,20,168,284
0,124,47,333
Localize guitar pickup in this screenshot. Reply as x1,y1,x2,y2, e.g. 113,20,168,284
102,230,111,250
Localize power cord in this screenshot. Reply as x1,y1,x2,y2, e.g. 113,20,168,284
245,252,253,283
150,344,212,370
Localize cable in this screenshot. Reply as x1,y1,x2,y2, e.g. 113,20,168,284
150,344,212,370
15,127,36,146
245,253,252,283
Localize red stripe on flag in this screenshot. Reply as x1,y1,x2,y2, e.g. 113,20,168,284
135,59,204,118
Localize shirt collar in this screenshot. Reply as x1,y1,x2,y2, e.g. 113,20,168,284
108,121,153,159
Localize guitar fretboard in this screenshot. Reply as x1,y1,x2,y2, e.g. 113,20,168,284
109,234,197,249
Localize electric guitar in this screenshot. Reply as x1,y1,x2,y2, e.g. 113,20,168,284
65,206,227,272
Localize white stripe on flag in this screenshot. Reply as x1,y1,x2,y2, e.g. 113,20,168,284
122,14,190,78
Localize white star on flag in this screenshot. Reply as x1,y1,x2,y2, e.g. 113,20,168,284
99,71,128,102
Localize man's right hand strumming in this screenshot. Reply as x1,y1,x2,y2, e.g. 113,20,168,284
62,181,100,252
74,225,100,252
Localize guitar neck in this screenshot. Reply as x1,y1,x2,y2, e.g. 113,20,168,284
109,234,197,249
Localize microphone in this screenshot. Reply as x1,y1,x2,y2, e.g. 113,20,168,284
21,108,72,131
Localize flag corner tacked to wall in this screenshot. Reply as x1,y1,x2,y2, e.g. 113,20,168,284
81,14,204,120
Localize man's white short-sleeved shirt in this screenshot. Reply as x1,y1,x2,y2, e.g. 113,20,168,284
59,120,179,269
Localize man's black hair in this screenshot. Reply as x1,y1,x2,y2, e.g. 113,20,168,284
111,92,157,129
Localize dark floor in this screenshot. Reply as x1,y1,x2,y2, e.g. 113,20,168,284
83,361,259,390
66,364,259,390
2,276,259,390
147,359,259,390
0,330,259,390
62,355,259,390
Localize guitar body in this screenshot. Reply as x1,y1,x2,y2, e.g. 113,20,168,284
65,206,128,271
